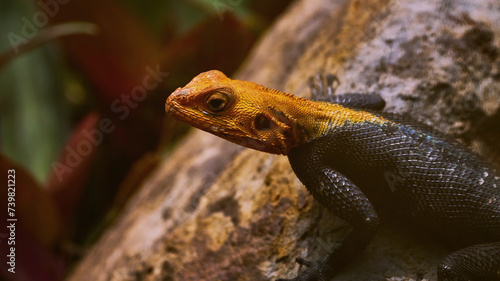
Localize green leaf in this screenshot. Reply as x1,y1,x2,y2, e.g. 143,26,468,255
0,0,70,183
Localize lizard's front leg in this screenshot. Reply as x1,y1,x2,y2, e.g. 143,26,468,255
278,144,379,281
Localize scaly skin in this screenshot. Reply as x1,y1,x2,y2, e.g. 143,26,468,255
165,70,500,281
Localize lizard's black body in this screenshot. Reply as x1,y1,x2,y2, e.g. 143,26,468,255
280,76,500,281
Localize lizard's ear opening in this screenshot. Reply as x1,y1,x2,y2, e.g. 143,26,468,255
254,113,272,130
205,91,230,112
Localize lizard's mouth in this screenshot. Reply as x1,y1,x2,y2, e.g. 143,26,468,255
165,93,186,118
164,101,172,114
165,86,192,114
164,101,181,120
165,100,190,121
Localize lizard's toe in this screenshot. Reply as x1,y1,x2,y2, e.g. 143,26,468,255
307,73,340,100
295,257,314,267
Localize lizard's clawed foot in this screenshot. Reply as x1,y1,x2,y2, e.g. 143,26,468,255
308,73,340,100
307,73,386,110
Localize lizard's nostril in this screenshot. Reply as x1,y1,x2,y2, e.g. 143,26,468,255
166,87,187,107
168,87,191,105
174,87,190,98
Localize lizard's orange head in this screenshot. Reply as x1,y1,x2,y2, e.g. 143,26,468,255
165,70,307,155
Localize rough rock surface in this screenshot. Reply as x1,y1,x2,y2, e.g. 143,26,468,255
69,0,500,280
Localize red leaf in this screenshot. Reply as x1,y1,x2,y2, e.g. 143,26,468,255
0,154,62,248
0,226,65,281
45,112,101,224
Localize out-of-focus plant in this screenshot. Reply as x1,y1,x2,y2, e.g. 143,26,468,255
0,0,293,280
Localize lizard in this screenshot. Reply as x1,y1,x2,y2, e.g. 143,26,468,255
164,70,500,281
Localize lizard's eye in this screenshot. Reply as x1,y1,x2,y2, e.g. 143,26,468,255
206,92,229,112
254,113,271,130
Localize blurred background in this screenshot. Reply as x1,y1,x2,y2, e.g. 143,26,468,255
0,0,293,279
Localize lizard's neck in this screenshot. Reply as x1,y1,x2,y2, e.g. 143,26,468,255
266,91,387,142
